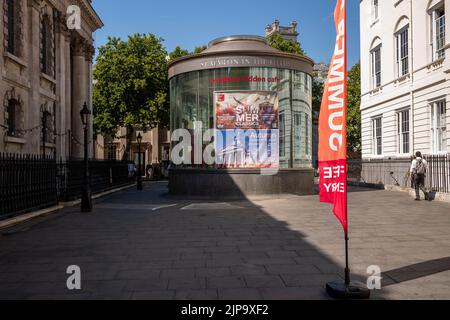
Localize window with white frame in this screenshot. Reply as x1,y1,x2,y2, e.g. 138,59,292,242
397,109,410,155
371,45,382,88
431,100,447,153
430,5,446,60
396,26,409,77
372,0,379,21
372,117,382,156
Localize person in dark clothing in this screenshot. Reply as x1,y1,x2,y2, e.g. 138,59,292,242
410,151,429,201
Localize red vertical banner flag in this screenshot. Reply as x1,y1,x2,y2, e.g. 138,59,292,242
319,0,348,234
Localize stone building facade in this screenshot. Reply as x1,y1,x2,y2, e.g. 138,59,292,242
360,0,449,159
265,20,299,42
358,0,449,189
95,127,171,176
0,0,103,159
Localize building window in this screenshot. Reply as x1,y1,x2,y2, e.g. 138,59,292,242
41,15,53,75
372,0,379,21
107,143,118,160
42,111,54,143
431,100,447,153
431,6,446,60
6,0,20,56
396,27,409,77
371,46,382,88
372,117,382,156
397,109,410,155
6,99,19,137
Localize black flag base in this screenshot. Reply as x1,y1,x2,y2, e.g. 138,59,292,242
326,280,371,300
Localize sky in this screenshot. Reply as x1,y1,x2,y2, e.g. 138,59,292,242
92,0,360,67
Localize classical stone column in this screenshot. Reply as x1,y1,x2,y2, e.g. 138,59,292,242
27,0,42,155
54,12,70,160
65,34,72,158
70,33,88,159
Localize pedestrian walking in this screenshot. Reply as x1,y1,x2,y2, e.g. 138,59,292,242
410,151,429,201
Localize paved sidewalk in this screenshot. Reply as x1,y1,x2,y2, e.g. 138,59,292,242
0,182,449,300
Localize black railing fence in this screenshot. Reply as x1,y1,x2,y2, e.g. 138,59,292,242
0,153,57,219
424,154,450,193
348,154,450,193
57,159,135,201
1,153,135,219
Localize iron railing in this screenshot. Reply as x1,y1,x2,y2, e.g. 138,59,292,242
348,154,450,193
424,154,449,193
57,159,135,201
1,153,135,219
0,153,57,219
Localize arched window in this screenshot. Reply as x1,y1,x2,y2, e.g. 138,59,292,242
394,17,410,77
6,99,19,137
41,14,53,75
370,37,382,89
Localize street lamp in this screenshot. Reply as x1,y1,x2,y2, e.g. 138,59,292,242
80,102,92,212
137,132,143,191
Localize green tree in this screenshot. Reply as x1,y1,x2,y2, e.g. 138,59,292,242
169,46,190,61
93,33,169,160
194,45,207,54
312,79,324,124
267,33,305,55
347,63,361,158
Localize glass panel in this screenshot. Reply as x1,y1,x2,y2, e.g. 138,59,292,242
279,112,286,159
170,67,312,169
400,110,410,154
372,47,381,87
373,117,382,155
436,11,445,59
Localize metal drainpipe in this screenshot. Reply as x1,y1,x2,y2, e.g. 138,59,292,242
409,0,415,155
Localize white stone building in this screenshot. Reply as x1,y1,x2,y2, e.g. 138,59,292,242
0,0,103,159
360,0,449,160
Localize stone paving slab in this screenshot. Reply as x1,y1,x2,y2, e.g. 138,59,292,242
0,181,449,300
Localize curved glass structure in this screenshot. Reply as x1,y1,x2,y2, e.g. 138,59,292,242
169,36,314,169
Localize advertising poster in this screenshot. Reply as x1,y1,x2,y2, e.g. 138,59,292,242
214,92,279,169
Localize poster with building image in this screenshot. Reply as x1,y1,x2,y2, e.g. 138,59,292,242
214,91,279,169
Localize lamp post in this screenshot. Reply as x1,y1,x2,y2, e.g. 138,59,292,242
80,102,92,212
137,132,143,191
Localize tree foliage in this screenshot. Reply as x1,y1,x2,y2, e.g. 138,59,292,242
93,33,169,159
194,45,207,54
347,63,361,157
312,79,324,124
94,33,169,134
267,33,305,55
168,45,207,63
169,46,190,61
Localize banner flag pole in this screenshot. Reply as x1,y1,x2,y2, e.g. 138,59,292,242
318,0,370,299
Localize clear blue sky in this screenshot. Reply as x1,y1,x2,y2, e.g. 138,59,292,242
92,0,360,67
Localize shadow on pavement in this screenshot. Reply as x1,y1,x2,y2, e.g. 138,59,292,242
0,179,386,300
382,257,450,287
